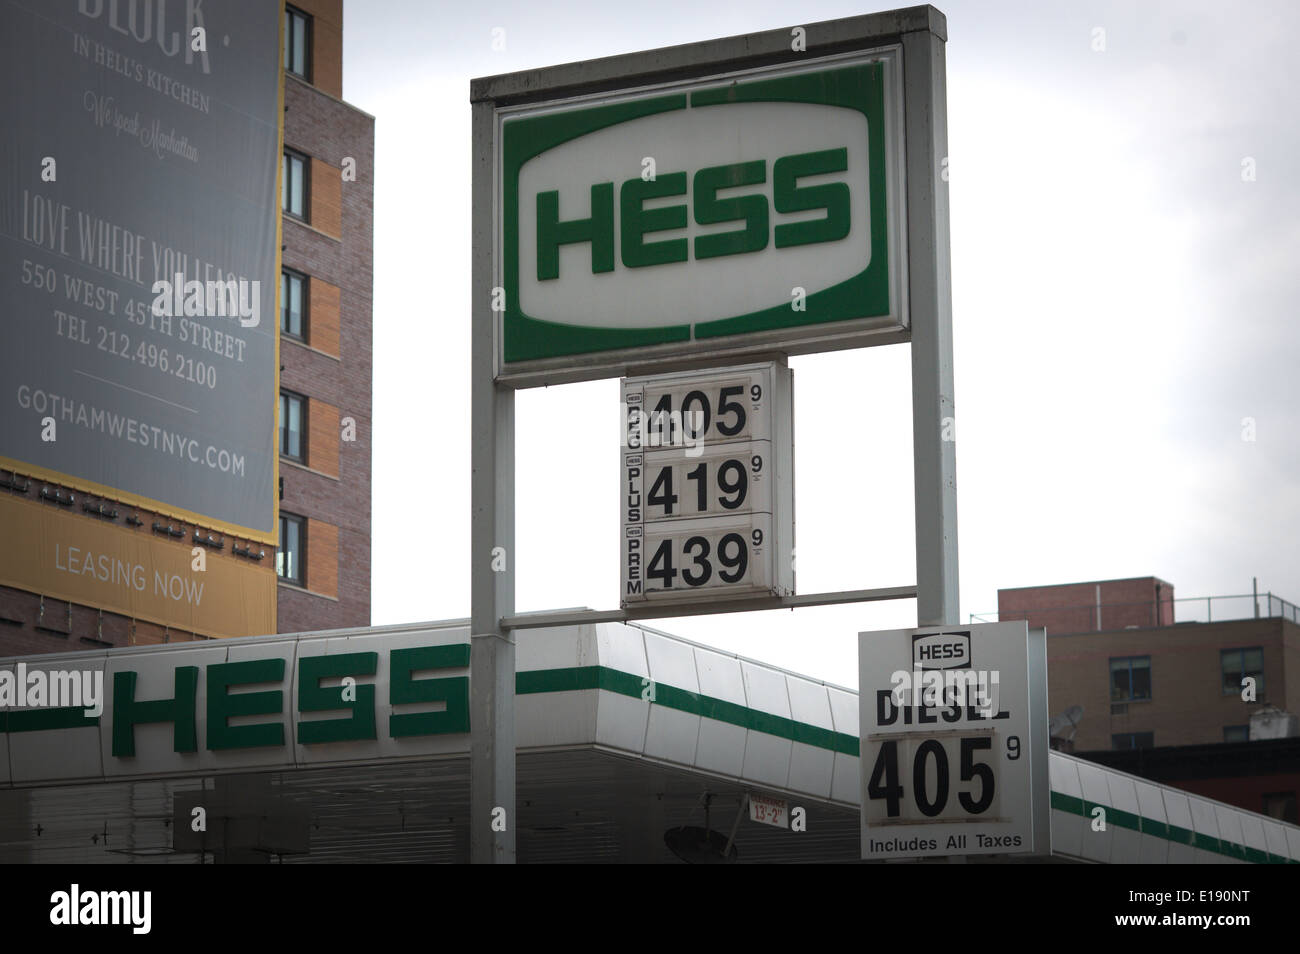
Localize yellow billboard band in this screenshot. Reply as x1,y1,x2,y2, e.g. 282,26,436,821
0,492,276,638
0,456,278,547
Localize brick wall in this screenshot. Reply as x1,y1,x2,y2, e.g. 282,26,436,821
999,577,1175,635
0,583,212,657
276,60,373,634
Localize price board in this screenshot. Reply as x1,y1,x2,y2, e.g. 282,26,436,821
858,621,1049,860
621,362,792,605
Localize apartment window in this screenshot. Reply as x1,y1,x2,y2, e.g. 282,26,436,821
280,390,305,462
1110,656,1151,702
284,6,311,80
1112,732,1154,751
281,269,307,340
283,149,307,219
1221,647,1264,696
277,513,305,585
1223,725,1250,744
1262,792,1297,824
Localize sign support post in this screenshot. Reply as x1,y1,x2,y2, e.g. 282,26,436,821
903,25,959,627
470,99,516,864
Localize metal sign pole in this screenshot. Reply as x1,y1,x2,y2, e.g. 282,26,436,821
469,6,954,864
470,100,516,864
903,24,959,627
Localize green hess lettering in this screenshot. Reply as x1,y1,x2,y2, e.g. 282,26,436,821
536,147,851,280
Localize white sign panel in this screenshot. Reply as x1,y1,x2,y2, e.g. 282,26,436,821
621,362,793,605
496,48,908,383
858,621,1049,860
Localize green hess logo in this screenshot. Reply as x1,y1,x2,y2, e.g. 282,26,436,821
500,58,898,364
535,146,852,279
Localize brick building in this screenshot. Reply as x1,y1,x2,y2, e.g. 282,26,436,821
276,0,374,633
0,1,372,654
1047,615,1299,751
999,576,1176,634
998,578,1300,752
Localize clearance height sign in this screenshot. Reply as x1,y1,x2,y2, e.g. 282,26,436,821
858,622,1050,860
0,0,282,543
496,49,907,382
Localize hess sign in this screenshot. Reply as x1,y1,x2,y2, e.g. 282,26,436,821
622,362,793,606
858,621,1049,860
495,49,906,382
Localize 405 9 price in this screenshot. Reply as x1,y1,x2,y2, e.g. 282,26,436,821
865,731,1013,823
629,379,764,446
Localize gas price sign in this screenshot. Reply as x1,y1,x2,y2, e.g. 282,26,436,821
621,362,793,605
858,621,1049,860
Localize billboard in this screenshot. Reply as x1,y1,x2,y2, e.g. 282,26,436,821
0,492,275,636
495,49,907,384
0,0,283,543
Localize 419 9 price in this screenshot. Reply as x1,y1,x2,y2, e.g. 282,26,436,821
641,451,766,519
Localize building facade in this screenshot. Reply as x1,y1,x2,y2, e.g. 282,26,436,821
994,578,1300,751
1047,615,1299,751
276,0,374,634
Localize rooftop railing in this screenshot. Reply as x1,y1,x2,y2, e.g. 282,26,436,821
970,591,1300,634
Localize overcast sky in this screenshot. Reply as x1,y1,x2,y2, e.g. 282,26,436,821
340,0,1299,690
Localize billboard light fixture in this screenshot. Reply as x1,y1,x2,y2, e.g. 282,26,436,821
81,500,119,521
39,486,74,507
0,472,31,494
192,530,225,550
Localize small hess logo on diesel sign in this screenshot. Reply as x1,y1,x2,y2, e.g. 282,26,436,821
912,630,971,670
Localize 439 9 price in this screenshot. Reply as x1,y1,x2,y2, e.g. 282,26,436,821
645,528,764,591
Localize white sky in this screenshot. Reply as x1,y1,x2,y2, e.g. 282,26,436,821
343,0,1300,689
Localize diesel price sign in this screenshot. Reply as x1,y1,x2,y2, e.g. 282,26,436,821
858,621,1049,860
